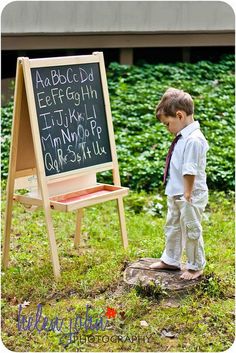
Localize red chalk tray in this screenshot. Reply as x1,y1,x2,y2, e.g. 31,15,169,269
49,184,129,211
59,190,110,204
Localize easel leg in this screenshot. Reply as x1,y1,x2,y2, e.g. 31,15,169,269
2,58,22,269
74,208,83,249
2,182,15,269
44,207,61,279
117,197,128,249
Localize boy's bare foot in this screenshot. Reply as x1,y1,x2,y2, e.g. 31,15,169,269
149,260,180,270
180,269,203,280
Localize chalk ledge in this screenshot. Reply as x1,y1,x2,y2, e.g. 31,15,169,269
123,258,203,292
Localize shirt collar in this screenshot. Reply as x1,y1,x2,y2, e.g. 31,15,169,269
178,121,200,138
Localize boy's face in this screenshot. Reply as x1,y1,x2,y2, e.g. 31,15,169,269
160,112,186,135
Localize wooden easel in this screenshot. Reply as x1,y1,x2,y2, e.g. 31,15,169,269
2,53,128,279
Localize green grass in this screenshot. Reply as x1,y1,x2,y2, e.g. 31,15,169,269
1,186,234,352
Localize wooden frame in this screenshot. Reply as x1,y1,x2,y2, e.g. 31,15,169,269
2,52,128,279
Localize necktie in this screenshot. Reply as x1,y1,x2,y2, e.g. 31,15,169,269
163,134,181,185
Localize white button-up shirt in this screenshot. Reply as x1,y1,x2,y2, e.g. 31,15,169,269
165,121,209,197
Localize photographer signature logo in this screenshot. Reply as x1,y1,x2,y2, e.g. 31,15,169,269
18,303,152,347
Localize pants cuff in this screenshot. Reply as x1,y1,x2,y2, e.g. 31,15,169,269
186,260,206,271
161,251,181,268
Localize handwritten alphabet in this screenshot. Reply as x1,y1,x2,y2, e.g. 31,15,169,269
32,63,112,175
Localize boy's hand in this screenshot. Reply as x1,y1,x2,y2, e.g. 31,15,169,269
184,193,192,202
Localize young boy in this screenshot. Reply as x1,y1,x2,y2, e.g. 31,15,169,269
150,88,209,280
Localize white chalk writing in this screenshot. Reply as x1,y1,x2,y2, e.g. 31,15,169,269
32,63,111,175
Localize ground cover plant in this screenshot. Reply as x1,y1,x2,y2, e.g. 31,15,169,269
1,55,235,190
107,55,234,191
1,56,235,351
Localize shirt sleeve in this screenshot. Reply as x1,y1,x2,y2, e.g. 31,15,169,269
182,138,202,176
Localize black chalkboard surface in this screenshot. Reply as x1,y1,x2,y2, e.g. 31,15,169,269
31,63,112,176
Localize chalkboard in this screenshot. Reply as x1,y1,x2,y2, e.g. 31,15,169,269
31,63,112,176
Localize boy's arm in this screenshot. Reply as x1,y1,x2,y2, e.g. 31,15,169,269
183,174,195,202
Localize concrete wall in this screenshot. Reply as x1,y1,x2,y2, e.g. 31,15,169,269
1,1,234,103
2,1,235,34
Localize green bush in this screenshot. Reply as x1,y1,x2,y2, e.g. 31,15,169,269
1,55,234,191
1,99,14,179
107,55,235,191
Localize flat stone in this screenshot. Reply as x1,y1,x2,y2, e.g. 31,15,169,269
123,258,203,292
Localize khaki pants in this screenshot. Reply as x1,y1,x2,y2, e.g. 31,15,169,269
161,190,208,271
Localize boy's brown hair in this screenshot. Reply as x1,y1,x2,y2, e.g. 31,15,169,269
156,88,194,120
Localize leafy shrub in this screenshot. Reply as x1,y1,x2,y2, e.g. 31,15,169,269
199,273,228,299
1,99,14,178
107,55,234,191
143,194,166,217
124,190,147,214
1,55,234,191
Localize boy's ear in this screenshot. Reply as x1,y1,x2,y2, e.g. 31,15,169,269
176,110,185,120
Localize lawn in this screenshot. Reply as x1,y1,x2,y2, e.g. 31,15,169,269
1,186,234,352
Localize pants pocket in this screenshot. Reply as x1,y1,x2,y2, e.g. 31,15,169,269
181,199,203,240
186,221,202,240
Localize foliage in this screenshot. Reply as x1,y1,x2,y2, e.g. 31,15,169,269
198,273,227,299
1,99,14,178
135,279,168,298
106,54,234,191
1,55,234,190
